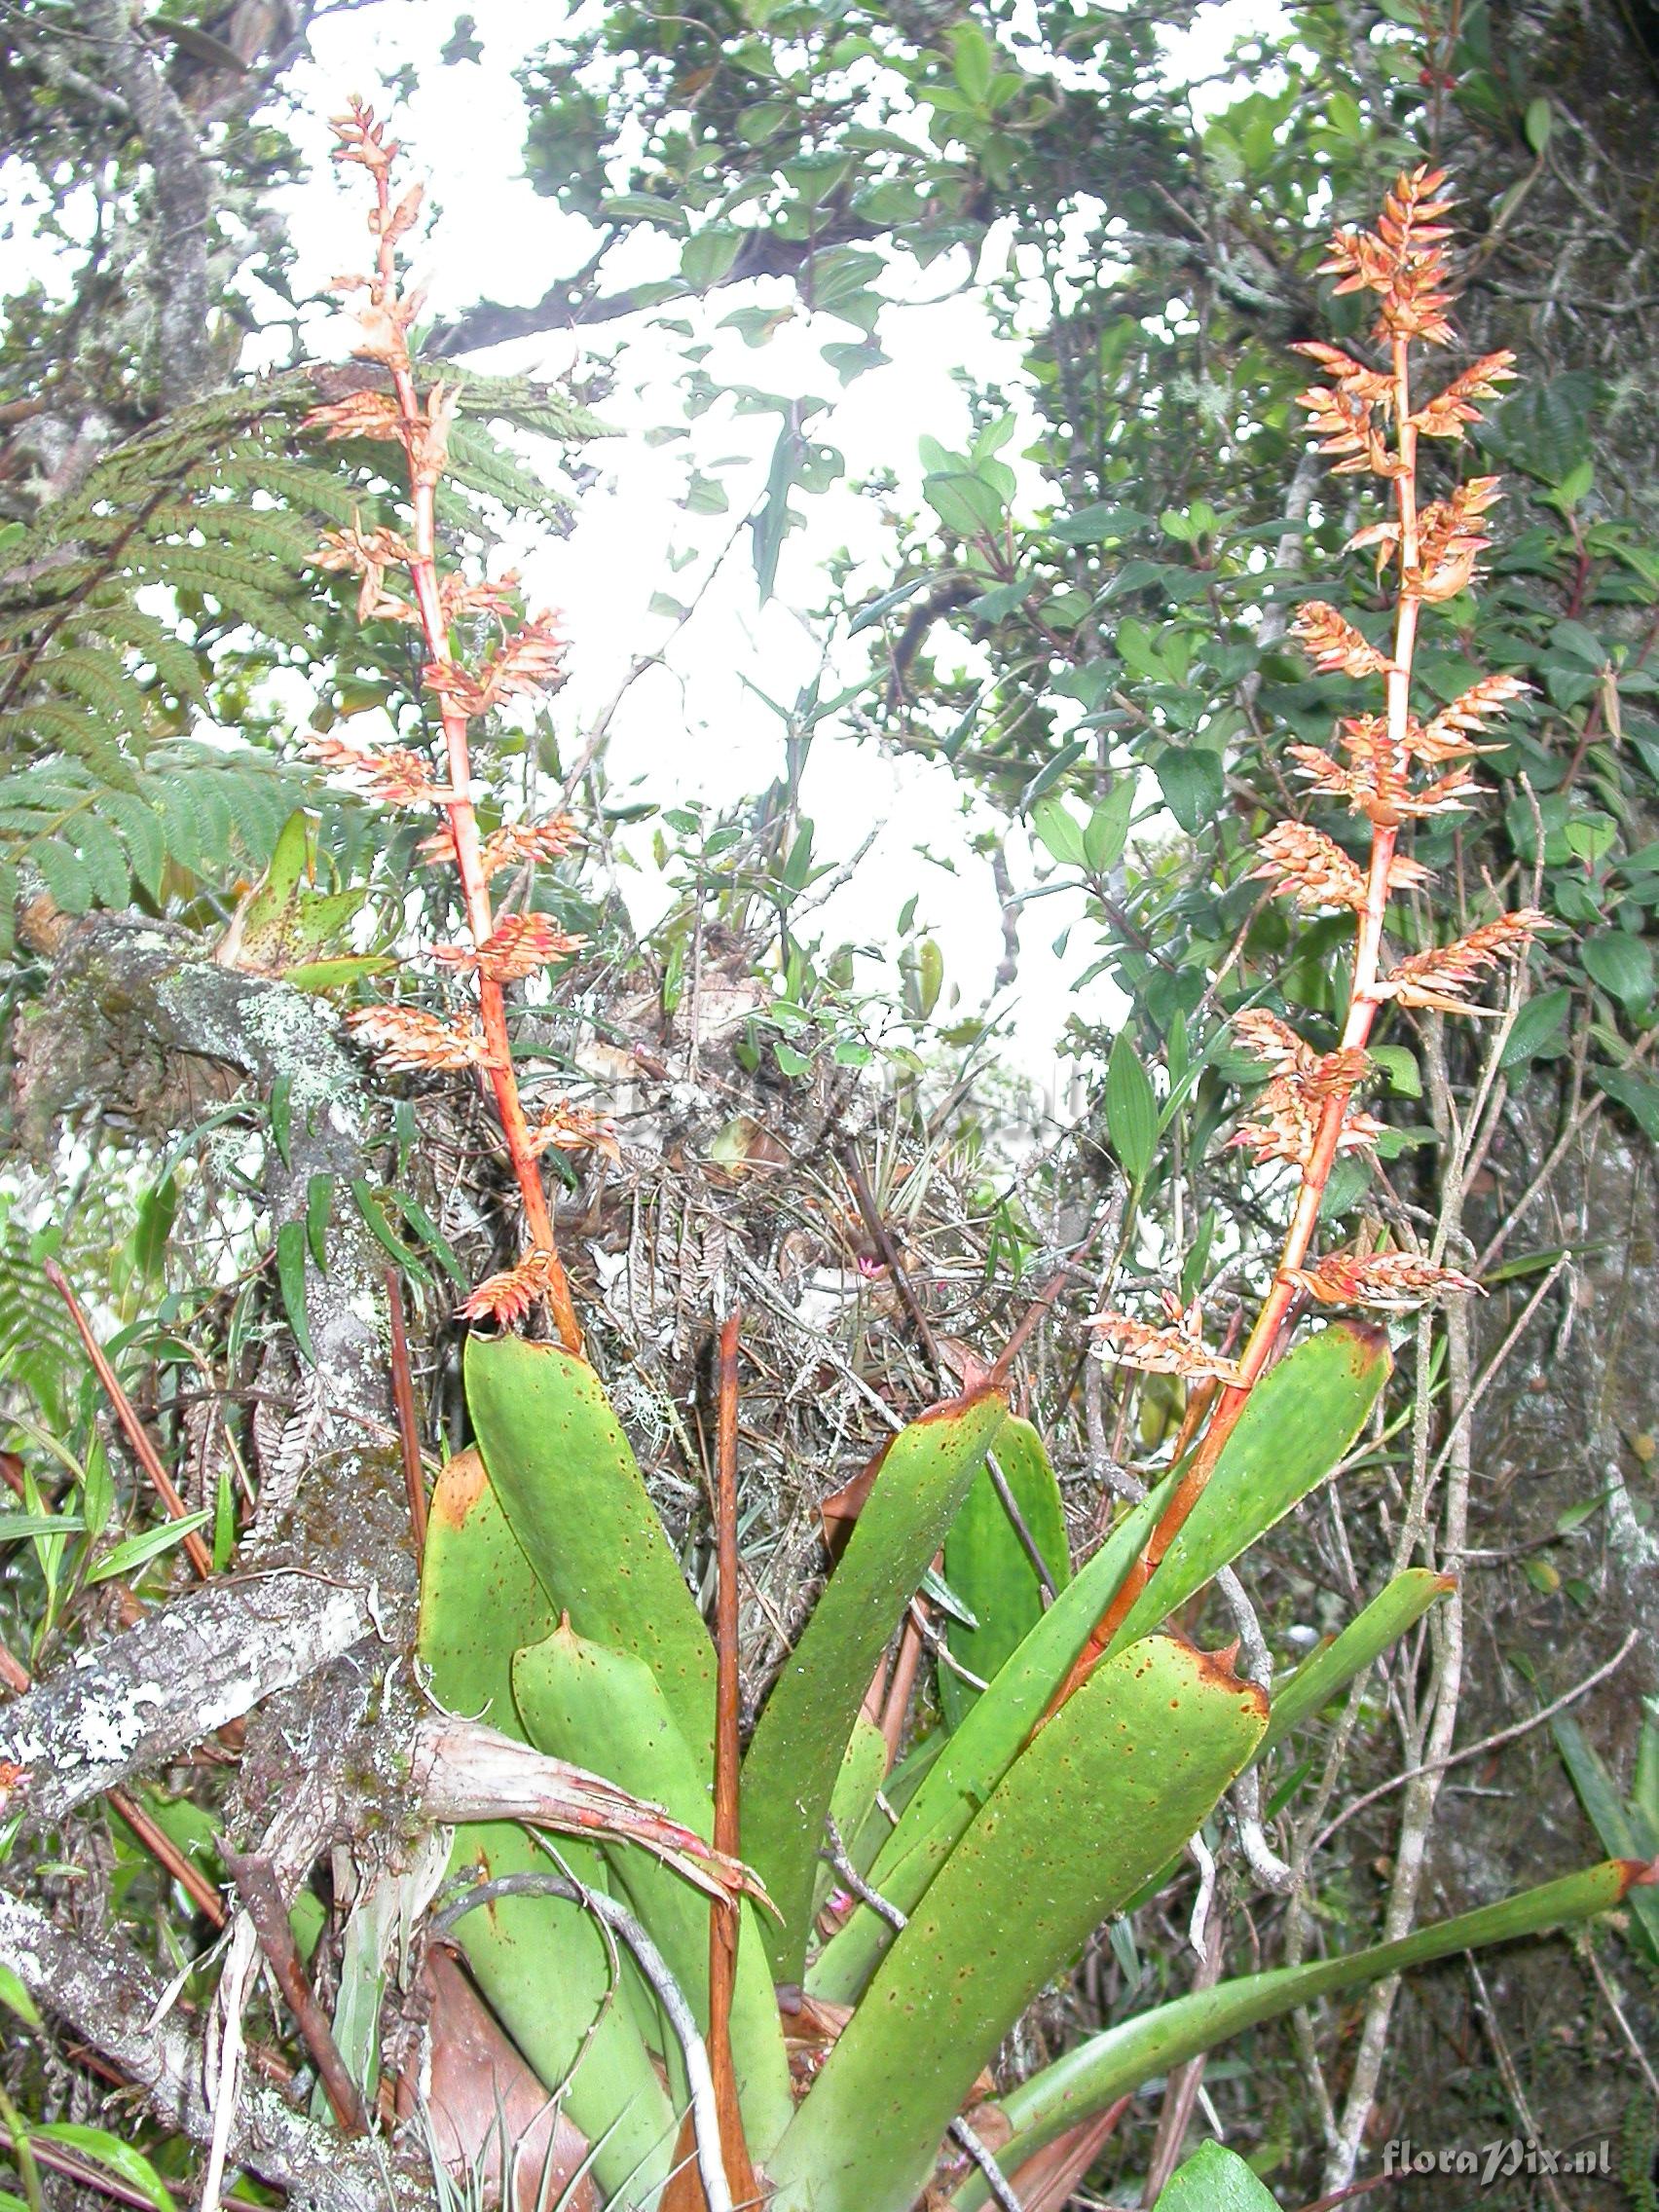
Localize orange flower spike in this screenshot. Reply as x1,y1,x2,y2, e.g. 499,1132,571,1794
459,1250,563,1327
1286,1253,1484,1310
430,913,587,985
348,1006,503,1074
1097,169,1545,1608
313,104,584,1351
1252,822,1368,912
1372,909,1546,1014
1292,602,1392,679
1086,1309,1244,1387
1416,673,1529,759
305,733,452,808
301,389,405,442
480,816,580,876
527,1103,621,1166
1412,350,1517,440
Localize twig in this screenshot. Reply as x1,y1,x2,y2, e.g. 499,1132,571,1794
1466,1954,1571,2212
949,2114,1028,2212
384,1268,427,1562
821,1815,906,1932
1580,1930,1659,2102
1308,1628,1640,1859
1288,2178,1399,2212
434,1874,734,2212
845,1155,941,1376
984,1450,1057,1604
109,1786,226,1927
704,1310,757,2205
1141,1905,1225,2204
225,1851,367,2132
44,1259,212,1579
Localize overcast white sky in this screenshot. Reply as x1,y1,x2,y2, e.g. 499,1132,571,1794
6,0,1284,1087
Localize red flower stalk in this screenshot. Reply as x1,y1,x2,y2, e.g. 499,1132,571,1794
308,101,587,1352
1088,168,1543,1584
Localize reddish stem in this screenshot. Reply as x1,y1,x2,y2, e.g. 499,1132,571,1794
364,162,581,1356
385,1268,427,1561
45,1260,213,1580
1110,335,1428,1584
709,1313,756,2197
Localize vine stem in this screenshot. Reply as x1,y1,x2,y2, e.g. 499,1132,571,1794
366,162,581,1355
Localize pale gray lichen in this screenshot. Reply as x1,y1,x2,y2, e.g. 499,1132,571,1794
67,1680,163,1765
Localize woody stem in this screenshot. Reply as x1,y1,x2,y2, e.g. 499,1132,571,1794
369,170,581,1355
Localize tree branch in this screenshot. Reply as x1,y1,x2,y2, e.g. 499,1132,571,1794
426,216,886,357
0,1890,413,2212
83,0,215,405
0,1571,377,1822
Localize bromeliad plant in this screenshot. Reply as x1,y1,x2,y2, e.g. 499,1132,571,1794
315,135,1648,2212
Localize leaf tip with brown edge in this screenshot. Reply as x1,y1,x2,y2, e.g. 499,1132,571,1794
431,1446,489,1530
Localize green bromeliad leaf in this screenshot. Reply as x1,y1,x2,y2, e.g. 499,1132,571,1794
741,1386,1008,1979
1258,1567,1453,1761
949,1859,1652,2206
512,1619,795,2158
416,1449,676,2201
812,1321,1387,2007
463,1332,717,1758
766,1635,1268,2212
939,1416,1071,1730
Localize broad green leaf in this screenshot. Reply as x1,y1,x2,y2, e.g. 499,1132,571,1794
1105,1029,1157,1185
951,20,994,103
513,1621,794,2156
1259,1568,1453,1760
0,1964,39,2027
768,1636,1268,2212
275,1219,314,1366
809,1459,1179,2006
281,952,396,992
416,1449,675,2199
463,1333,716,1757
233,812,370,977
1029,794,1085,868
86,1509,211,1585
1554,1718,1659,1961
813,1324,1385,2006
306,1171,332,1272
940,1419,1071,1729
33,2126,176,2212
1154,747,1224,831
952,1860,1649,2202
130,1173,178,1288
741,1388,1007,1979
1582,931,1653,1010
1498,986,1571,1069
1084,783,1134,874
1155,2142,1280,2211
923,470,1006,539
681,224,743,288
1112,1322,1390,1649
813,1714,891,1914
